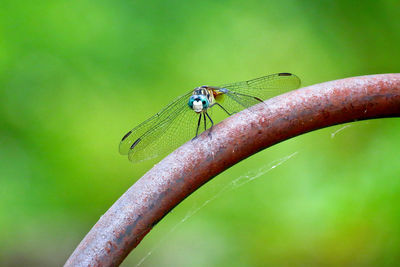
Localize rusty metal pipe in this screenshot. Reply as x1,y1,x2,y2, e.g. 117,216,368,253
65,74,400,267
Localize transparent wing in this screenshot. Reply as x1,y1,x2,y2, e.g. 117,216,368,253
128,107,208,163
214,73,301,113
120,73,301,163
120,91,191,153
119,91,208,163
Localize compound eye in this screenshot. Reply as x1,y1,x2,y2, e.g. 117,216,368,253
188,97,195,108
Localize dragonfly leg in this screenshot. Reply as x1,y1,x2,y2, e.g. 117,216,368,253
205,112,215,135
194,113,202,138
210,102,235,116
205,112,214,127
203,113,207,131
204,112,214,137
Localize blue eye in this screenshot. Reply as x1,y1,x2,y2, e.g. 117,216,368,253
188,96,195,108
188,95,209,109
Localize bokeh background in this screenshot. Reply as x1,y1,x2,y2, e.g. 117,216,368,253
1,0,400,266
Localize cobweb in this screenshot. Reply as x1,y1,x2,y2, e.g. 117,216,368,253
133,122,360,266
135,151,299,266
331,124,352,138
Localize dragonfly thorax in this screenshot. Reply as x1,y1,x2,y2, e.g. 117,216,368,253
188,86,215,113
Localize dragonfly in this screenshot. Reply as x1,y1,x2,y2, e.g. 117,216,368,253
120,73,301,163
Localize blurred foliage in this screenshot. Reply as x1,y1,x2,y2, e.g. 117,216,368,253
0,0,400,266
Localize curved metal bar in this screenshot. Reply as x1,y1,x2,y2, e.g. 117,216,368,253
65,74,400,267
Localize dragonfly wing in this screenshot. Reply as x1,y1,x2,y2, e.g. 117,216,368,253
215,73,301,113
221,73,301,95
120,73,300,163
212,90,260,114
128,106,202,163
119,91,192,156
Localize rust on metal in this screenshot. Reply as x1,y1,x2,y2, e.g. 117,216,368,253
65,74,400,267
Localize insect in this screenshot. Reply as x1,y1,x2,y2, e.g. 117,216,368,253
120,73,301,163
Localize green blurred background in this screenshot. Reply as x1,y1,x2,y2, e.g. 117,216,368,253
1,0,400,266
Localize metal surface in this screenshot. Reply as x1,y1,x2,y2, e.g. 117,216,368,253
65,74,400,267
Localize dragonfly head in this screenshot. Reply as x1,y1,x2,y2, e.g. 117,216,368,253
188,95,209,113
